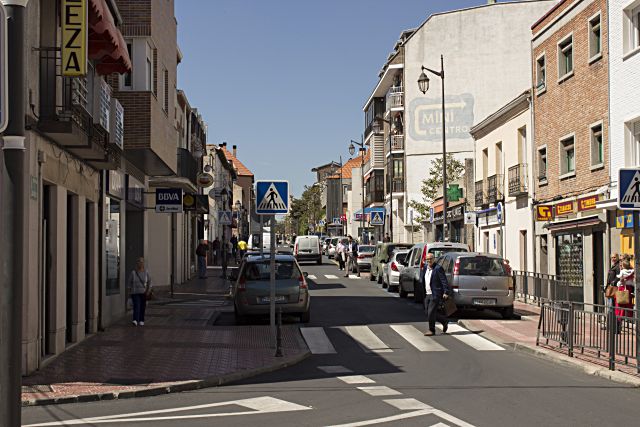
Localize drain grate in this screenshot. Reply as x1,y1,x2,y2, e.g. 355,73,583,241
22,385,54,393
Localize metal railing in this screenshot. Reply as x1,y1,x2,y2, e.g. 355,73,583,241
538,301,639,372
475,180,486,207
513,270,583,304
386,86,404,110
487,174,504,204
390,134,404,151
388,179,404,193
508,164,528,196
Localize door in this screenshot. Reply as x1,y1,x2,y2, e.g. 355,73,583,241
593,230,604,304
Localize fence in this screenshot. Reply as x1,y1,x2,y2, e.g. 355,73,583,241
537,301,639,372
513,270,584,304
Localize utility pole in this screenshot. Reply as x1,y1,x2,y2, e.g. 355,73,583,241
1,1,28,426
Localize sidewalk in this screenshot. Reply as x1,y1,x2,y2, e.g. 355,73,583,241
458,300,640,387
21,268,310,406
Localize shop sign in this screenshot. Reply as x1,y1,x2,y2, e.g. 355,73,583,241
183,193,197,211
409,93,475,142
155,188,183,213
107,170,125,199
196,195,209,214
578,195,599,212
433,204,464,223
61,0,87,77
536,205,553,221
126,175,144,208
616,211,634,229
555,201,574,216
196,173,214,188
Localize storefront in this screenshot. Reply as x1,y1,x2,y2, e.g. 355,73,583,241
476,203,503,256
125,174,145,279
430,201,466,244
105,170,125,297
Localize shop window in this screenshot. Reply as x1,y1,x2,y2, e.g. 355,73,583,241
558,34,574,80
590,123,603,168
556,233,584,292
589,13,602,61
559,135,575,178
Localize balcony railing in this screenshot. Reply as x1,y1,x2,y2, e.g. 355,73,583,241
178,148,198,186
508,164,528,196
475,180,486,207
366,190,385,205
390,179,404,193
386,85,404,110
390,134,404,151
487,174,504,204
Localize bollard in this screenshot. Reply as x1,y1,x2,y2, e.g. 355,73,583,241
608,305,616,371
275,307,283,357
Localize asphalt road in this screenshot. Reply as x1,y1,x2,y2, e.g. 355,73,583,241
22,257,640,426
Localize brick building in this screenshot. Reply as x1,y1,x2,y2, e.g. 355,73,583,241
531,0,610,304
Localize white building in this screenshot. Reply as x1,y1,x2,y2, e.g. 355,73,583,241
470,90,534,271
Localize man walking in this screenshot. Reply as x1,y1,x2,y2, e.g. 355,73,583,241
419,253,451,336
212,237,220,265
196,240,209,279
344,235,360,278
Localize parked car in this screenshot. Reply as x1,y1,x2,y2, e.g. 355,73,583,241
370,242,414,284
382,250,409,291
327,236,347,259
399,242,469,303
355,244,375,272
293,235,322,264
436,252,514,318
230,254,310,323
322,237,332,255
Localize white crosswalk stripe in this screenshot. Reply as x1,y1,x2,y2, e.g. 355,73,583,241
308,275,317,280
324,274,339,279
300,327,337,354
436,323,504,351
344,326,393,353
390,324,448,352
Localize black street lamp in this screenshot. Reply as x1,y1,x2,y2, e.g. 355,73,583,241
418,54,449,241
349,137,366,243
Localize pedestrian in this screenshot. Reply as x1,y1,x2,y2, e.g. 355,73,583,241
212,237,220,265
336,239,346,270
615,260,635,334
384,233,391,243
419,253,451,336
230,235,238,263
606,253,620,299
344,235,360,278
238,237,248,260
196,239,209,279
128,257,152,326
221,239,229,279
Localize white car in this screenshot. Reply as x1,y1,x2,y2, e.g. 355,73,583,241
382,250,409,292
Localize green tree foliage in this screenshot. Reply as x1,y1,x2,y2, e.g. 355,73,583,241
287,184,325,235
408,154,465,225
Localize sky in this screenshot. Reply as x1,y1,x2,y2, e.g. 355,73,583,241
175,0,487,198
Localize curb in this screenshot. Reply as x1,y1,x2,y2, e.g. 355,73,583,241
21,350,311,407
457,319,640,388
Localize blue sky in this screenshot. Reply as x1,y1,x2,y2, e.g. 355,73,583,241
175,0,487,198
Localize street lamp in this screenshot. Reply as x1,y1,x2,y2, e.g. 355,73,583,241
418,54,449,241
349,137,366,243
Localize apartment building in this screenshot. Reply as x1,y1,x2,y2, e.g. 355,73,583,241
203,143,237,253
470,90,534,272
326,153,368,237
221,145,255,240
532,0,610,304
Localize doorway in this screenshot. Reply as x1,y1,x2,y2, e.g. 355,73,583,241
593,230,604,304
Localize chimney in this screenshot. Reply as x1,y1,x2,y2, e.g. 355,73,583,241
221,142,227,148
233,145,237,158
487,0,497,4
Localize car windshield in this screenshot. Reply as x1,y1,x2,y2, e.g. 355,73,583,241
430,247,467,258
458,256,507,276
359,245,375,253
387,244,412,255
395,252,408,263
242,261,301,281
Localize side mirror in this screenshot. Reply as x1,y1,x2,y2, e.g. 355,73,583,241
303,272,309,278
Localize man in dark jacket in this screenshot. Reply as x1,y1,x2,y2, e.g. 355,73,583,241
344,235,360,277
419,253,451,336
196,240,209,279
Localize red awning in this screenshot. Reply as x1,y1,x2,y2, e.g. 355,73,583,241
88,0,132,75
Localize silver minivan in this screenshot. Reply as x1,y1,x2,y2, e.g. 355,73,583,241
437,252,514,318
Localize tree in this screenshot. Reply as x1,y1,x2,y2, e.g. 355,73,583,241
285,184,325,236
408,154,465,225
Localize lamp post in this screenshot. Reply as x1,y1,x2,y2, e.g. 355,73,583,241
349,137,366,243
418,54,448,241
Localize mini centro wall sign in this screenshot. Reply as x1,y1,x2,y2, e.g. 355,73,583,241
61,0,87,77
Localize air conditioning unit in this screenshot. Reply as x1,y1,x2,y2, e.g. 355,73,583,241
93,78,111,132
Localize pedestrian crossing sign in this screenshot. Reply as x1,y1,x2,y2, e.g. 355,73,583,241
218,210,232,225
618,168,640,210
256,181,289,214
370,210,385,226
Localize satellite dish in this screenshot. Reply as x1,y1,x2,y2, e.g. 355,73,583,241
204,164,212,173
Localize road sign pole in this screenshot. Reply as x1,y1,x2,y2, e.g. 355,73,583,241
270,215,276,346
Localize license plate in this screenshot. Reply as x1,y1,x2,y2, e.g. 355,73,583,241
260,296,286,304
473,298,497,306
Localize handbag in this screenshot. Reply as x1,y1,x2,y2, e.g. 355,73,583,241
605,285,617,298
616,288,630,305
440,297,457,317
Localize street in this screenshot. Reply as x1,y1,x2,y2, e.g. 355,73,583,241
22,257,640,427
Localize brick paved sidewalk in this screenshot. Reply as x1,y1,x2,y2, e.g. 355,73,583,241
458,300,640,385
21,272,310,406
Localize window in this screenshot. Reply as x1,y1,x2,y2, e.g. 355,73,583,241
590,123,603,167
123,43,132,88
517,126,527,164
558,35,573,79
495,142,503,175
145,58,152,91
625,119,640,166
536,54,546,92
537,146,547,182
624,4,640,54
560,135,576,177
392,159,403,177
589,13,602,60
163,67,169,112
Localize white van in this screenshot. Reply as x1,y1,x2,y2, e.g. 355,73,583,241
294,235,322,265
248,230,271,250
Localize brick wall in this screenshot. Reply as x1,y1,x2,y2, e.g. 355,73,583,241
533,0,609,201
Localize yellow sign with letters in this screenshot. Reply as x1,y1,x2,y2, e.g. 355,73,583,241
61,0,87,77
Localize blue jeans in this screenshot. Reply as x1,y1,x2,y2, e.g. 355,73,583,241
131,294,146,322
198,255,207,278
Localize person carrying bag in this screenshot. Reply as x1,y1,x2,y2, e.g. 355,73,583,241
128,257,153,326
614,260,634,334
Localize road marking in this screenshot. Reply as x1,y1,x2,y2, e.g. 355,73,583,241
326,409,432,427
384,398,433,410
300,327,337,354
390,324,448,352
348,274,361,279
318,365,352,374
337,375,375,384
344,326,393,353
325,274,339,279
308,275,317,280
431,409,476,427
357,386,402,396
22,396,311,426
436,324,504,351
429,423,451,427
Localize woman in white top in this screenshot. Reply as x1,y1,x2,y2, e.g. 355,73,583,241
128,257,152,326
336,240,346,271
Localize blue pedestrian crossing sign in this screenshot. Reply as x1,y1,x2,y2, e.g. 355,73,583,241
370,210,385,226
218,210,232,225
618,168,640,210
256,181,289,214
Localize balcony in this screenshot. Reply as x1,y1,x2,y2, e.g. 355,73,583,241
386,85,404,111
475,180,487,207
178,148,198,186
366,190,385,206
487,174,504,204
389,178,404,194
390,134,404,151
508,164,528,196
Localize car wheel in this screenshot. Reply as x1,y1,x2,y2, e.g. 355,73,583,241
317,257,322,265
501,306,514,319
399,287,408,298
369,270,375,281
377,273,382,284
382,275,388,288
300,310,311,323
